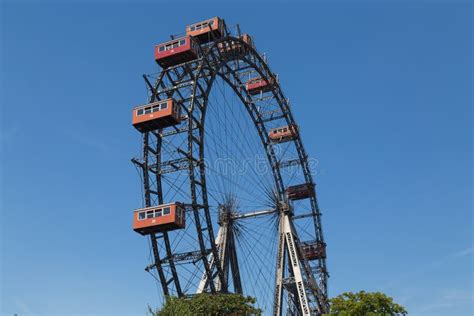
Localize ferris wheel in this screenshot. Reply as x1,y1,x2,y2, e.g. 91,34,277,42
131,17,329,315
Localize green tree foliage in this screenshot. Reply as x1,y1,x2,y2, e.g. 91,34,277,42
151,293,262,316
327,291,407,316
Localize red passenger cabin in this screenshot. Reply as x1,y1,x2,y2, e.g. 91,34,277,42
154,36,197,68
286,183,314,201
300,241,327,260
133,202,186,235
132,98,181,132
246,77,275,95
186,17,224,44
268,124,298,143
218,33,253,59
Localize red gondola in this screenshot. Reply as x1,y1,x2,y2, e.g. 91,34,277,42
300,241,327,260
246,77,275,95
268,124,298,143
286,183,314,201
133,202,186,235
218,33,253,59
132,98,181,132
186,17,224,44
154,36,198,68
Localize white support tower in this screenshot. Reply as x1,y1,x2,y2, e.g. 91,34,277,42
273,202,311,316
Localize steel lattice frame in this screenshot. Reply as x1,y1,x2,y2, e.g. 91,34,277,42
133,27,329,315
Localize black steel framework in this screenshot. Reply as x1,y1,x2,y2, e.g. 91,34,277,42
133,22,329,315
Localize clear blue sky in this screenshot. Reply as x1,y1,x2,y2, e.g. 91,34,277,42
1,1,472,315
